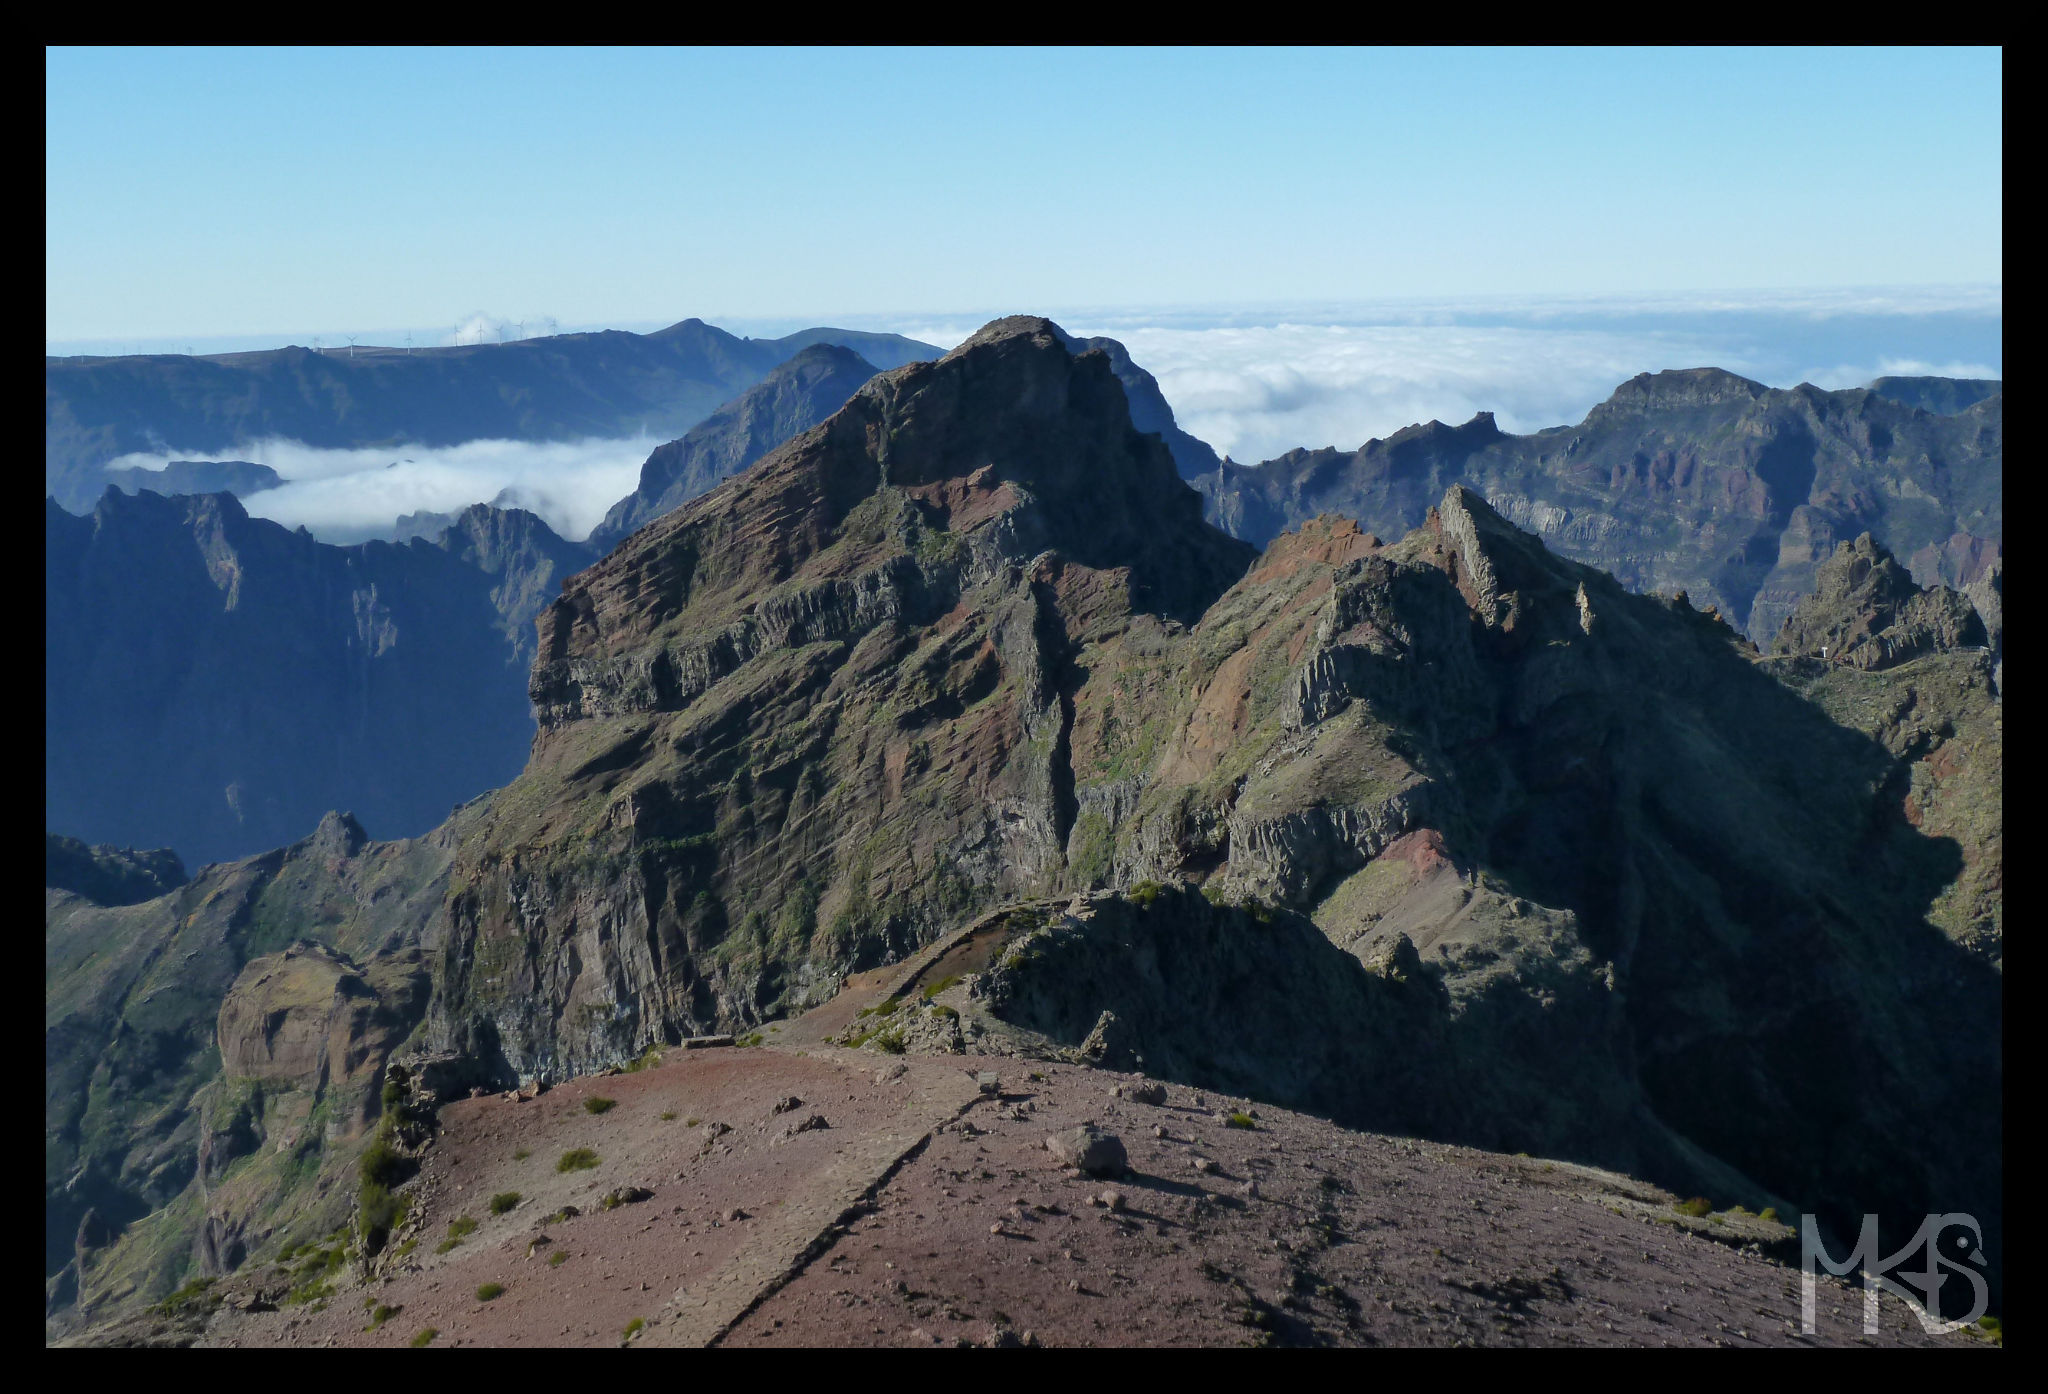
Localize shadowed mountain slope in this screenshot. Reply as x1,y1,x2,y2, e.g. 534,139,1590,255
45,491,587,867
588,343,883,554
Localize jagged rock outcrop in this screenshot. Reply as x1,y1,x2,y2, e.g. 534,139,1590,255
45,834,186,906
1771,533,1986,670
1765,536,2001,966
1195,368,2001,641
588,343,883,553
193,943,428,1276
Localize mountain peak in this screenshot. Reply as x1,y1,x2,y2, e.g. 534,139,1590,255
946,314,1067,358
1594,367,1767,414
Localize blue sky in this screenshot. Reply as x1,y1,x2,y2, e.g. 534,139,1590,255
47,47,2000,344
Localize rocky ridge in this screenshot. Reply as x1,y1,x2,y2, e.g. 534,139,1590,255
1195,367,2000,640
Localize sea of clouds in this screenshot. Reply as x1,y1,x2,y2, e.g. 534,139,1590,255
896,286,2001,463
102,435,652,545
96,289,1999,543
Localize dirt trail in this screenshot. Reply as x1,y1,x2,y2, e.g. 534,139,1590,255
184,976,1987,1349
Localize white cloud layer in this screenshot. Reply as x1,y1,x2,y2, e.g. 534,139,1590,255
892,295,2002,464
97,295,2000,542
105,436,651,544
1096,323,1757,463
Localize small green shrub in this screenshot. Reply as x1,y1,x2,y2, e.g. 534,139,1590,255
584,1096,617,1115
931,1003,959,1021
410,1327,439,1348
513,1147,531,1161
393,1237,418,1260
358,1134,407,1189
874,1032,905,1055
447,1215,479,1239
557,1148,601,1172
434,1239,459,1254
921,976,961,1001
737,1032,765,1047
623,1317,646,1340
1674,1197,1714,1217
366,1303,401,1330
1758,1206,1779,1223
1225,1111,1257,1130
1132,880,1165,908
476,1282,505,1301
659,1111,677,1121
622,1047,663,1073
548,1250,569,1268
359,1178,404,1252
685,1117,701,1127
155,1276,216,1316
489,1191,521,1215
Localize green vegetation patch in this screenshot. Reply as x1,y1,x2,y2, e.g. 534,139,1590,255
584,1096,617,1115
623,1317,646,1340
154,1275,217,1317
410,1327,439,1348
548,1250,569,1268
488,1191,521,1215
1225,1111,1257,1130
1673,1197,1714,1217
448,1214,479,1239
475,1282,505,1302
557,1148,601,1173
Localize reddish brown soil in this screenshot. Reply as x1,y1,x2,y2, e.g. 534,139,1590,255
198,1042,1981,1349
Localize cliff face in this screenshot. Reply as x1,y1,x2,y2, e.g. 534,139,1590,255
425,317,1253,1079
45,491,585,867
1195,369,2001,641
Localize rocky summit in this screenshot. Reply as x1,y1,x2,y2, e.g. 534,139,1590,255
46,317,2001,1346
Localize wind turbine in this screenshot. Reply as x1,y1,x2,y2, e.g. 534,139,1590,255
346,335,358,359
406,330,414,356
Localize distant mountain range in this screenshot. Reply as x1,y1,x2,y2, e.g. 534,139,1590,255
1196,370,2001,640
46,491,590,868
44,320,945,513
